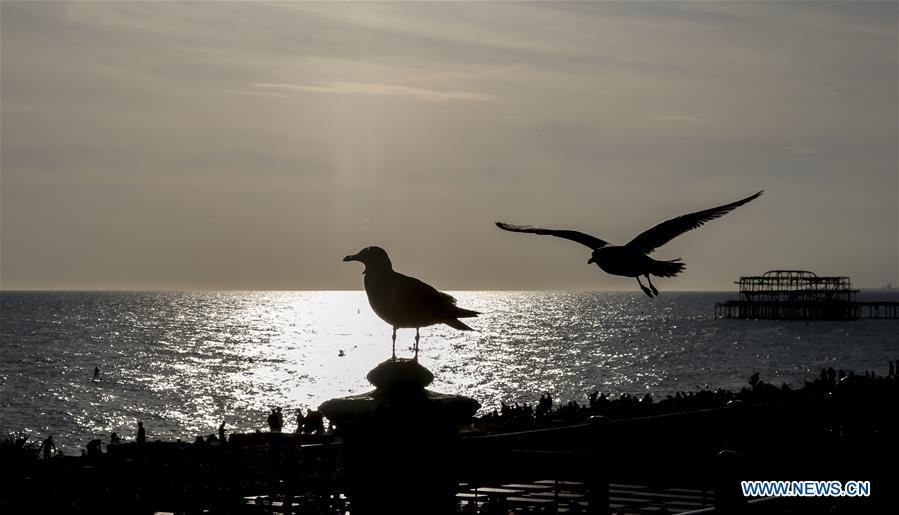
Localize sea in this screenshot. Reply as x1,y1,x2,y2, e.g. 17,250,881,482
1,291,897,453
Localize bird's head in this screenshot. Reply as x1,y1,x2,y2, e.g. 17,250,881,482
343,246,392,273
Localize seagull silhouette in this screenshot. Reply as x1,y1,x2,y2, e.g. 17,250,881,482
496,191,763,297
343,246,479,359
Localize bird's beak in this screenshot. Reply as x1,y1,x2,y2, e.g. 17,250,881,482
343,254,359,262
587,257,595,265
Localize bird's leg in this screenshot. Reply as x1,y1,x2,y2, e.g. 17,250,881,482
646,274,659,296
636,276,654,298
392,327,397,360
414,328,420,361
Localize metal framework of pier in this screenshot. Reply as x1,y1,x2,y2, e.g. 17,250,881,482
715,270,899,320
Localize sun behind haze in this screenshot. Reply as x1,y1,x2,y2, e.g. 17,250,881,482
1,1,896,291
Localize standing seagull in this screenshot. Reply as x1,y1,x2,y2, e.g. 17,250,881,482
496,191,763,297
343,246,479,359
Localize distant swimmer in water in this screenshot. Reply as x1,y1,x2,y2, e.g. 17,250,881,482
338,350,345,357
92,366,101,382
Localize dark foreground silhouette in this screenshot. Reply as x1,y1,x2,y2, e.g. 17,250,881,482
472,364,898,434
343,246,479,359
2,362,896,514
497,190,763,297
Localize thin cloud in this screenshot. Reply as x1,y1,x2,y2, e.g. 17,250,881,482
651,114,708,123
252,81,494,103
225,89,285,98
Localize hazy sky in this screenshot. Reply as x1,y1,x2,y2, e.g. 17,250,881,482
1,1,896,291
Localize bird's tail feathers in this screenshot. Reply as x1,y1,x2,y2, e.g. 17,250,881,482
454,307,480,318
445,318,475,331
651,258,685,278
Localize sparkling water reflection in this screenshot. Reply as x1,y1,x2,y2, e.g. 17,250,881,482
1,291,896,452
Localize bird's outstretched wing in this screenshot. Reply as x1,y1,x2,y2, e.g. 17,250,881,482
625,191,763,254
495,222,609,250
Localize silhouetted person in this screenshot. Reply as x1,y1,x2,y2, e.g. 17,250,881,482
86,439,102,458
267,407,284,432
92,366,100,381
303,409,324,434
343,246,480,359
749,372,760,388
109,432,120,445
302,409,314,434
536,394,551,418
496,191,763,297
295,410,306,433
218,421,226,443
889,361,895,378
136,421,146,443
311,410,324,433
40,435,56,459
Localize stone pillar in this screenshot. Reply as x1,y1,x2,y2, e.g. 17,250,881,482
319,358,480,515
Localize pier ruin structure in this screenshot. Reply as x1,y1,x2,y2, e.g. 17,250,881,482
715,270,898,320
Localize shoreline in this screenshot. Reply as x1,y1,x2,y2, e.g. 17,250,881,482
8,363,897,456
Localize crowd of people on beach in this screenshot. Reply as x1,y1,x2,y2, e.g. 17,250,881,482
11,360,898,457
10,404,330,461
471,360,899,433
266,406,327,434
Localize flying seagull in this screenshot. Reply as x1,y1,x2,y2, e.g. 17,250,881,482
496,191,763,297
343,246,479,359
